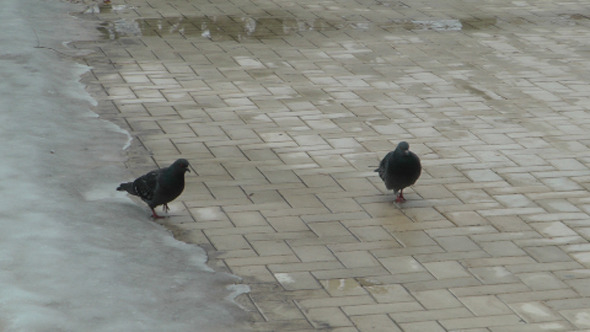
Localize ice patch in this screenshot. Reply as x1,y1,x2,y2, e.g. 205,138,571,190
105,120,133,150
83,183,127,202
275,273,295,284
575,312,590,327
410,19,463,31
519,303,552,317
226,284,251,310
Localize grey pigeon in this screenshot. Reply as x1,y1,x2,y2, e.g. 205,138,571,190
117,159,190,218
375,141,421,202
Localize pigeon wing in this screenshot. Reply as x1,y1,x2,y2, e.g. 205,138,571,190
375,151,394,182
132,169,160,202
407,151,422,185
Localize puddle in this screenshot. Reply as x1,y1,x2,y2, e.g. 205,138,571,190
83,3,134,15
553,13,590,26
560,13,589,20
321,278,366,296
93,10,586,42
400,19,463,31
98,15,348,41
96,14,499,41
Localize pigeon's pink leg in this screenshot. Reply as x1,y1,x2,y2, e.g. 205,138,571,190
151,208,165,219
395,189,406,203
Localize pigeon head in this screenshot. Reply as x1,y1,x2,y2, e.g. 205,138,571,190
397,141,410,155
172,158,191,173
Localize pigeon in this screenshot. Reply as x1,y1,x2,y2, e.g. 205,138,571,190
117,159,190,218
375,141,421,203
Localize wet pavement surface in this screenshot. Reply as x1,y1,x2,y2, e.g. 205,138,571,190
79,0,590,330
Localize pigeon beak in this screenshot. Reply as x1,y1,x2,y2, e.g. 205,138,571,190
185,168,191,173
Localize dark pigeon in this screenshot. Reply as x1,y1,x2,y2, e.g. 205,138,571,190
117,159,190,218
375,141,421,203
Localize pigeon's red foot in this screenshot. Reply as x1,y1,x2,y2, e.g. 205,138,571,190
395,190,406,203
151,208,165,219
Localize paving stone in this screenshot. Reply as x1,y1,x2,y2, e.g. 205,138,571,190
296,295,374,309
342,302,423,317
558,308,590,329
451,284,531,297
379,256,426,274
362,283,415,304
255,300,308,322
458,295,513,316
524,246,572,263
509,301,562,323
488,321,574,332
334,251,381,269
499,289,581,304
398,321,446,332
301,306,354,329
290,245,337,263
439,314,523,330
516,272,569,291
411,289,462,310
320,278,367,297
479,241,528,257
390,307,474,324
274,272,322,291
436,235,481,252
423,261,471,279
350,315,402,331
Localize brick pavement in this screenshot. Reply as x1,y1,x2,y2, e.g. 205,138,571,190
77,0,590,330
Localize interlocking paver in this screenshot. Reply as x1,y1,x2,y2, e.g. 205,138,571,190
78,0,590,330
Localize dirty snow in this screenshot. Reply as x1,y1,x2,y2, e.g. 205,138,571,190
0,1,247,331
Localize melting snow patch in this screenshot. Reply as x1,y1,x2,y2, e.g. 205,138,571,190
275,273,295,284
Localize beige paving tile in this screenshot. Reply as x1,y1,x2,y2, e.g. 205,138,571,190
516,272,569,291
255,299,308,322
296,295,374,309
301,306,353,329
499,289,581,304
488,321,574,332
411,289,462,310
509,301,562,323
274,272,322,291
362,283,414,304
390,307,474,324
319,278,367,297
290,245,337,263
350,314,401,332
231,263,275,282
379,256,426,274
398,321,446,332
439,314,523,330
559,308,590,329
208,234,252,251
342,302,423,317
423,261,470,279
334,251,381,269
458,295,513,316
